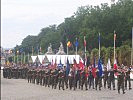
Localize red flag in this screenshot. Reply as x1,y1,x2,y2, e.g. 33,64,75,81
114,33,116,41
54,58,57,69
73,59,78,70
92,67,96,78
114,59,117,70
79,59,84,70
84,36,86,47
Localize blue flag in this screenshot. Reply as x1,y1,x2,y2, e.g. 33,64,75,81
66,58,70,76
98,58,103,77
58,58,63,69
75,39,79,47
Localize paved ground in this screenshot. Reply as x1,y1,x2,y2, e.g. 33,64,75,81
1,71,133,100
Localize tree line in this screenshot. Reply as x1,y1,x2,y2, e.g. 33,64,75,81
13,0,133,65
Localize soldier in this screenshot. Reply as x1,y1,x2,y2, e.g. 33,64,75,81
117,65,125,94
58,68,65,90
125,66,132,90
103,67,109,88
81,68,88,90
42,69,46,86
95,68,102,90
88,67,95,89
108,67,115,90
69,67,74,90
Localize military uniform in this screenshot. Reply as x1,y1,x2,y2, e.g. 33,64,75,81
103,68,109,88
117,67,125,94
108,68,115,90
58,69,65,90
125,67,132,90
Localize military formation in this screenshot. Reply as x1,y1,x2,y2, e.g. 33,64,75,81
2,64,133,94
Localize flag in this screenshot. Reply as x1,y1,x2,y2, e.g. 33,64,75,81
114,31,116,41
75,38,79,47
114,59,117,70
58,58,63,69
66,58,70,76
67,41,71,47
98,58,103,77
107,58,111,71
73,58,78,70
54,57,57,69
84,36,86,47
79,59,84,70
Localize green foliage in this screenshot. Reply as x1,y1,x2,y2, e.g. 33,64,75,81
14,0,132,65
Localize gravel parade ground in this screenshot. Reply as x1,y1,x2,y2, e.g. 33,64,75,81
1,71,133,100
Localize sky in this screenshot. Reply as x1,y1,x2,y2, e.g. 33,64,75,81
1,0,115,49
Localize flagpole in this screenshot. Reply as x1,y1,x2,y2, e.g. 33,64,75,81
14,53,15,63
21,53,23,64
24,52,25,64
114,30,116,64
84,36,86,66
76,38,77,55
131,27,133,65
32,46,33,56
28,53,30,64
99,33,100,59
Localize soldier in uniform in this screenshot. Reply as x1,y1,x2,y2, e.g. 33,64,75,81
88,67,95,89
117,65,125,94
108,67,115,90
81,68,88,90
125,66,132,90
58,68,65,90
103,67,109,88
95,68,102,90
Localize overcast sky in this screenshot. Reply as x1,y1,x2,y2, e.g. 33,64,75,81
1,0,115,49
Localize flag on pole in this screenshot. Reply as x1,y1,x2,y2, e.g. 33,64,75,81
98,58,103,77
58,58,63,69
66,58,70,76
114,59,117,70
114,32,116,41
75,38,79,47
79,59,84,70
67,41,71,47
107,58,111,71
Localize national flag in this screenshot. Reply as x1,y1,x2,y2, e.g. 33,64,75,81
79,59,84,70
54,57,57,69
84,36,86,47
58,58,63,69
73,58,78,70
66,58,70,76
107,58,111,71
75,38,79,47
98,58,103,77
114,59,117,70
114,31,116,41
67,41,71,47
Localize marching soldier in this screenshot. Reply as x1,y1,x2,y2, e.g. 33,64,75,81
81,68,88,90
58,68,65,90
117,65,125,94
125,66,132,90
108,67,115,90
103,67,109,89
